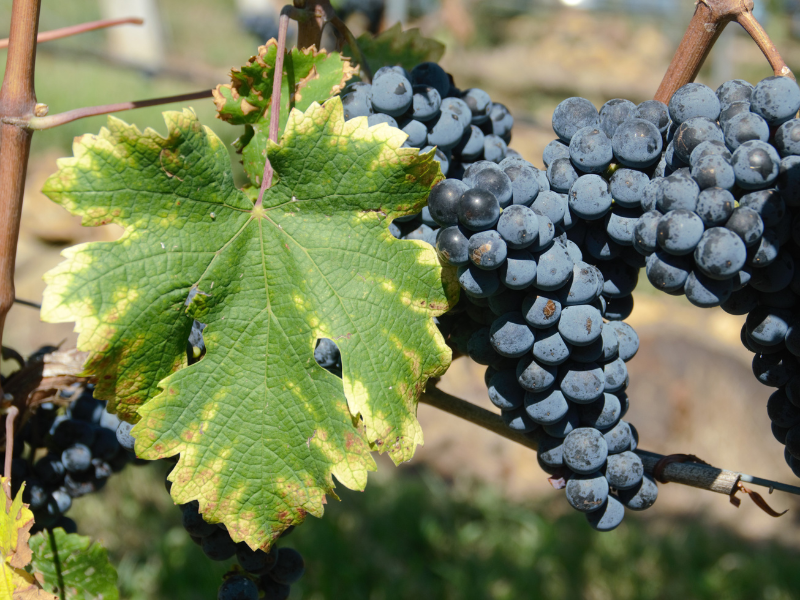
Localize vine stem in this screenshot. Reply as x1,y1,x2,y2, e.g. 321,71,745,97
0,0,41,401
14,89,214,130
654,0,793,104
47,528,65,600
419,386,800,498
255,11,290,206
0,16,143,49
4,406,18,479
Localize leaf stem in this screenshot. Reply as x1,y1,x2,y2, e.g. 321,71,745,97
4,406,18,479
17,89,213,130
327,15,372,83
419,385,800,498
255,11,291,207
736,9,795,80
0,16,144,49
47,528,66,600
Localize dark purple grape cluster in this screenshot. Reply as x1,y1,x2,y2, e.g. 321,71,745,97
168,467,305,600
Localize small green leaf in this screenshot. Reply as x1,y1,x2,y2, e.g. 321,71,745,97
344,23,445,75
213,41,357,186
42,98,452,550
29,529,118,600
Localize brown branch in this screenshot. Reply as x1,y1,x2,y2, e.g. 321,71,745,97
419,385,800,498
17,89,213,130
655,0,794,104
736,9,795,81
0,16,144,49
4,406,19,479
255,12,290,206
0,0,42,400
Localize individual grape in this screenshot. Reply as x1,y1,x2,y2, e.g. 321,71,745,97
563,427,608,474
586,495,626,531
115,421,136,452
684,270,733,307
536,432,565,468
579,392,621,429
690,139,732,166
563,261,599,306
457,264,500,298
425,146,450,176
558,305,603,347
500,250,537,289
664,141,688,171
598,261,638,298
668,82,720,124
693,227,746,279
34,453,66,485
52,419,95,449
673,117,724,164
461,88,492,124
490,313,535,357
522,292,562,329
646,252,691,293
603,420,632,454
61,444,92,473
598,98,636,138
569,337,603,363
341,86,373,120
603,357,628,392
532,326,572,366
517,356,558,393
410,62,450,98
695,187,734,226
775,119,800,157
543,139,570,167
488,103,514,140
656,209,705,256
569,126,613,174
584,224,622,261
441,97,472,129
640,178,664,212
524,388,569,424
632,210,661,255
267,547,306,585
494,206,536,250
409,85,441,122
609,169,649,209
534,242,574,291
740,189,785,228
501,406,539,433
472,168,513,208
558,362,605,404
723,112,770,150
552,97,599,143
566,471,609,513
612,118,663,168
428,111,466,151
747,229,780,268
467,327,501,365
725,206,764,247
691,154,735,190
46,489,72,516
435,226,469,267
753,351,797,387
468,230,507,270
767,389,800,428
428,179,468,227
749,252,794,293
182,501,218,537
529,214,556,252
633,99,670,134
218,575,259,600
568,174,612,220
488,370,525,410
543,404,580,438
313,338,339,369
547,157,579,194
367,113,398,128
617,474,658,510
603,295,634,321
658,169,700,212
261,577,291,600
750,76,800,126
778,156,800,207
503,162,541,206
604,451,643,490
458,188,500,231
400,119,428,148
746,307,791,346
24,480,49,511
716,79,754,109
607,322,639,362
731,140,781,190
531,191,567,227
719,101,751,128
453,125,485,160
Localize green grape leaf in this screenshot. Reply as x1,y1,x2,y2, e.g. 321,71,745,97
29,529,118,600
344,23,445,75
213,41,357,186
41,98,452,549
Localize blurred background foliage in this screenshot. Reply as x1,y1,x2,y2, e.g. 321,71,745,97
2,0,800,598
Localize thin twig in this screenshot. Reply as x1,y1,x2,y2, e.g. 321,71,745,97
16,89,213,130
0,16,144,49
419,385,800,498
327,15,372,83
4,405,18,479
13,297,40,309
255,12,290,206
47,528,65,600
736,9,795,80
